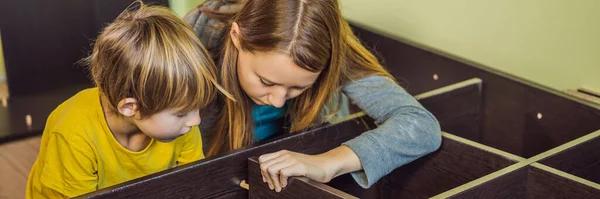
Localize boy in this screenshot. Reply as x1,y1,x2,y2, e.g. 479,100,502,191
26,2,225,198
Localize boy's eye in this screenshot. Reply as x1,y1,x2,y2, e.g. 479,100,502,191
259,77,275,87
176,114,187,118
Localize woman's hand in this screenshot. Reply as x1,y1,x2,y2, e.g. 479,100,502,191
257,145,363,192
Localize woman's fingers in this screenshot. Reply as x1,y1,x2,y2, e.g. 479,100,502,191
259,152,290,190
278,163,305,188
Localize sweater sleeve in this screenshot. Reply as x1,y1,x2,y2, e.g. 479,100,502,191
341,75,442,188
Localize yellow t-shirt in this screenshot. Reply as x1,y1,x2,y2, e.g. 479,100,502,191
26,88,204,198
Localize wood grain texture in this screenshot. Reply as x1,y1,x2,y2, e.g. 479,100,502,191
448,165,600,199
419,79,482,141
248,157,358,199
519,87,600,157
366,137,517,199
448,166,528,199
540,135,600,184
75,117,376,198
0,136,41,199
527,166,600,199
323,79,486,199
350,25,476,96
324,173,381,198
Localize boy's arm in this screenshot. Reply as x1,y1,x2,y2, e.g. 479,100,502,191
177,126,205,165
40,133,98,197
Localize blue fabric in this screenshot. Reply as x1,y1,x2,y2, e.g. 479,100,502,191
252,103,286,141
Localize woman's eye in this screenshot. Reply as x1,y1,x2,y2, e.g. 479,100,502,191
176,114,187,118
293,87,309,91
260,78,275,87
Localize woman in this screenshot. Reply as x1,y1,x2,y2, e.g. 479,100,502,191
185,0,441,192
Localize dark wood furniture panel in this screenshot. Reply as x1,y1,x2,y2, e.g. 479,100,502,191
76,116,377,198
0,0,168,144
540,135,600,184
351,25,600,158
248,157,358,199
450,165,600,199
75,80,478,198
419,78,482,141
368,137,516,198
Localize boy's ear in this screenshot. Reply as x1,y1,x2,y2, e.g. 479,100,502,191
117,98,139,117
230,22,242,50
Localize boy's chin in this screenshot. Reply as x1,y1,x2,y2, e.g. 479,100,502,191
152,132,186,143
154,137,177,143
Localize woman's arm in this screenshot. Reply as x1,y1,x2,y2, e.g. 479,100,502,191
258,75,442,191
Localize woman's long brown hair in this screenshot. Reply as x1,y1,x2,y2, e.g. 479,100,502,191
205,0,393,156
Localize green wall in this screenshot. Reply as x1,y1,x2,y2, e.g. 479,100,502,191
169,0,206,17
341,0,599,92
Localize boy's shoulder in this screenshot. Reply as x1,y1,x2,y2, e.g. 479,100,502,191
53,87,100,116
45,87,103,137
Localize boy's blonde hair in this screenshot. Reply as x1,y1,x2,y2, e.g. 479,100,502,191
87,2,225,117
